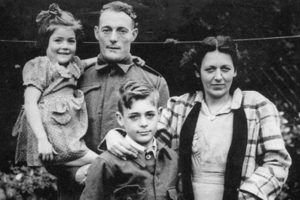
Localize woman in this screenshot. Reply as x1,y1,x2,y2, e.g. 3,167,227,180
106,36,291,200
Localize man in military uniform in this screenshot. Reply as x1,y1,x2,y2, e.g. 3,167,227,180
50,2,169,199
79,1,170,154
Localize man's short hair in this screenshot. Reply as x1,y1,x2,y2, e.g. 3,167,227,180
99,1,138,28
117,80,159,114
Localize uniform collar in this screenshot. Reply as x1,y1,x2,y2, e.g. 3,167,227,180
94,54,134,73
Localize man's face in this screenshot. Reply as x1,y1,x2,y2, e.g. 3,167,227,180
94,10,138,62
116,97,160,148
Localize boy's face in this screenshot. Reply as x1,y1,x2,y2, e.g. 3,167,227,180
94,10,138,62
116,97,160,147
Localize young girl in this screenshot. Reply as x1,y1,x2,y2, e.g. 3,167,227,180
13,3,98,167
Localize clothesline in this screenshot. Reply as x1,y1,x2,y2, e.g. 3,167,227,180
1,35,300,44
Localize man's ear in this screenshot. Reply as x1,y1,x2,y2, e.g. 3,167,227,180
158,106,163,115
94,26,100,41
131,28,138,42
116,112,124,127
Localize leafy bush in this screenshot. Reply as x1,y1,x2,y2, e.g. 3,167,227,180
0,166,57,200
276,98,300,199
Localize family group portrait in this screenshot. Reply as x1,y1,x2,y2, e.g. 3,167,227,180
0,0,299,199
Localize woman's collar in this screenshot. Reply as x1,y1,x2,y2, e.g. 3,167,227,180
194,88,243,110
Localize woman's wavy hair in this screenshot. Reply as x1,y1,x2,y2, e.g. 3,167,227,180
36,3,83,51
179,35,241,94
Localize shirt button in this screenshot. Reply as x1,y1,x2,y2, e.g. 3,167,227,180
145,154,152,160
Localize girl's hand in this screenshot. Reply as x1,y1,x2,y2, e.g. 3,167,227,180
38,138,57,161
132,56,145,66
106,129,138,158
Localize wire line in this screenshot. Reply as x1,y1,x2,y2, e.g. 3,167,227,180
1,34,300,44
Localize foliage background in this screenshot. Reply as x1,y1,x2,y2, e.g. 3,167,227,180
0,0,299,199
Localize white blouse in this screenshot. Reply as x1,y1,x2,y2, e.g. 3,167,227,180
191,99,234,200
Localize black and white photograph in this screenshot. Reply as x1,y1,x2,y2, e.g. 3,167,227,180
0,0,299,199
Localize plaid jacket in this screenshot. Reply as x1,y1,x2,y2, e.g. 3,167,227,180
157,88,291,200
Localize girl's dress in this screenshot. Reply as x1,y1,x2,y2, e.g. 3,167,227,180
13,56,89,166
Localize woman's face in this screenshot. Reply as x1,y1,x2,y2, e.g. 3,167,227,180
199,50,236,100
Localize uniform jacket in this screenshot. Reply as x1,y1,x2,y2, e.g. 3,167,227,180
79,55,169,153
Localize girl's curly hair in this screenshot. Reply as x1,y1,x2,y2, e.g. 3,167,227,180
36,3,83,51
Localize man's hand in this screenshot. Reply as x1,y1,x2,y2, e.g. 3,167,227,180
106,129,138,158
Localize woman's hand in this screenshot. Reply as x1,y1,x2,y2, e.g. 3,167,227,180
38,138,57,161
106,129,138,158
239,190,259,200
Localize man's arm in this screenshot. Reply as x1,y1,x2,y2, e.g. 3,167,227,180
157,76,170,108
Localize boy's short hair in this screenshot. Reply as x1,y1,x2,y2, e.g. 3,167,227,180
99,1,138,28
117,81,159,114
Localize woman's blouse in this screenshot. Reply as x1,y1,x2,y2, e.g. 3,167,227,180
191,99,233,200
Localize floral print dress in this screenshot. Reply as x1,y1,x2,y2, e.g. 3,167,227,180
14,56,89,166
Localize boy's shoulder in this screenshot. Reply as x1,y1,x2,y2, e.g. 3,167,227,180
98,151,121,162
156,139,178,160
97,151,138,166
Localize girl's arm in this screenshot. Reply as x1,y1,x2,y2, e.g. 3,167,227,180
82,57,97,69
24,86,56,161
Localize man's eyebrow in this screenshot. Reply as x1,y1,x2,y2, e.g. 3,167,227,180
117,26,129,29
128,112,140,115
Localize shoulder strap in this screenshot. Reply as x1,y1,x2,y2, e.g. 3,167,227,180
135,61,163,77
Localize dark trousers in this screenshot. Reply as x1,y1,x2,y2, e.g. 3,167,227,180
46,166,83,200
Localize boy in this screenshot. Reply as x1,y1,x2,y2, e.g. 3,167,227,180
80,81,178,200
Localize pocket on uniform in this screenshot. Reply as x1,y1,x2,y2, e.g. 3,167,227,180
113,185,147,200
50,101,72,125
167,188,178,200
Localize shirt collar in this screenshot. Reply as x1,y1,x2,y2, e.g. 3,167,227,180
231,88,243,110
125,135,157,156
94,54,134,73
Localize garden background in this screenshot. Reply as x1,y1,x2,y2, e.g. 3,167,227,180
0,0,299,199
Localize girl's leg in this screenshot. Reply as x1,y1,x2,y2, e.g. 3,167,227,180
64,150,98,166
62,150,98,184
